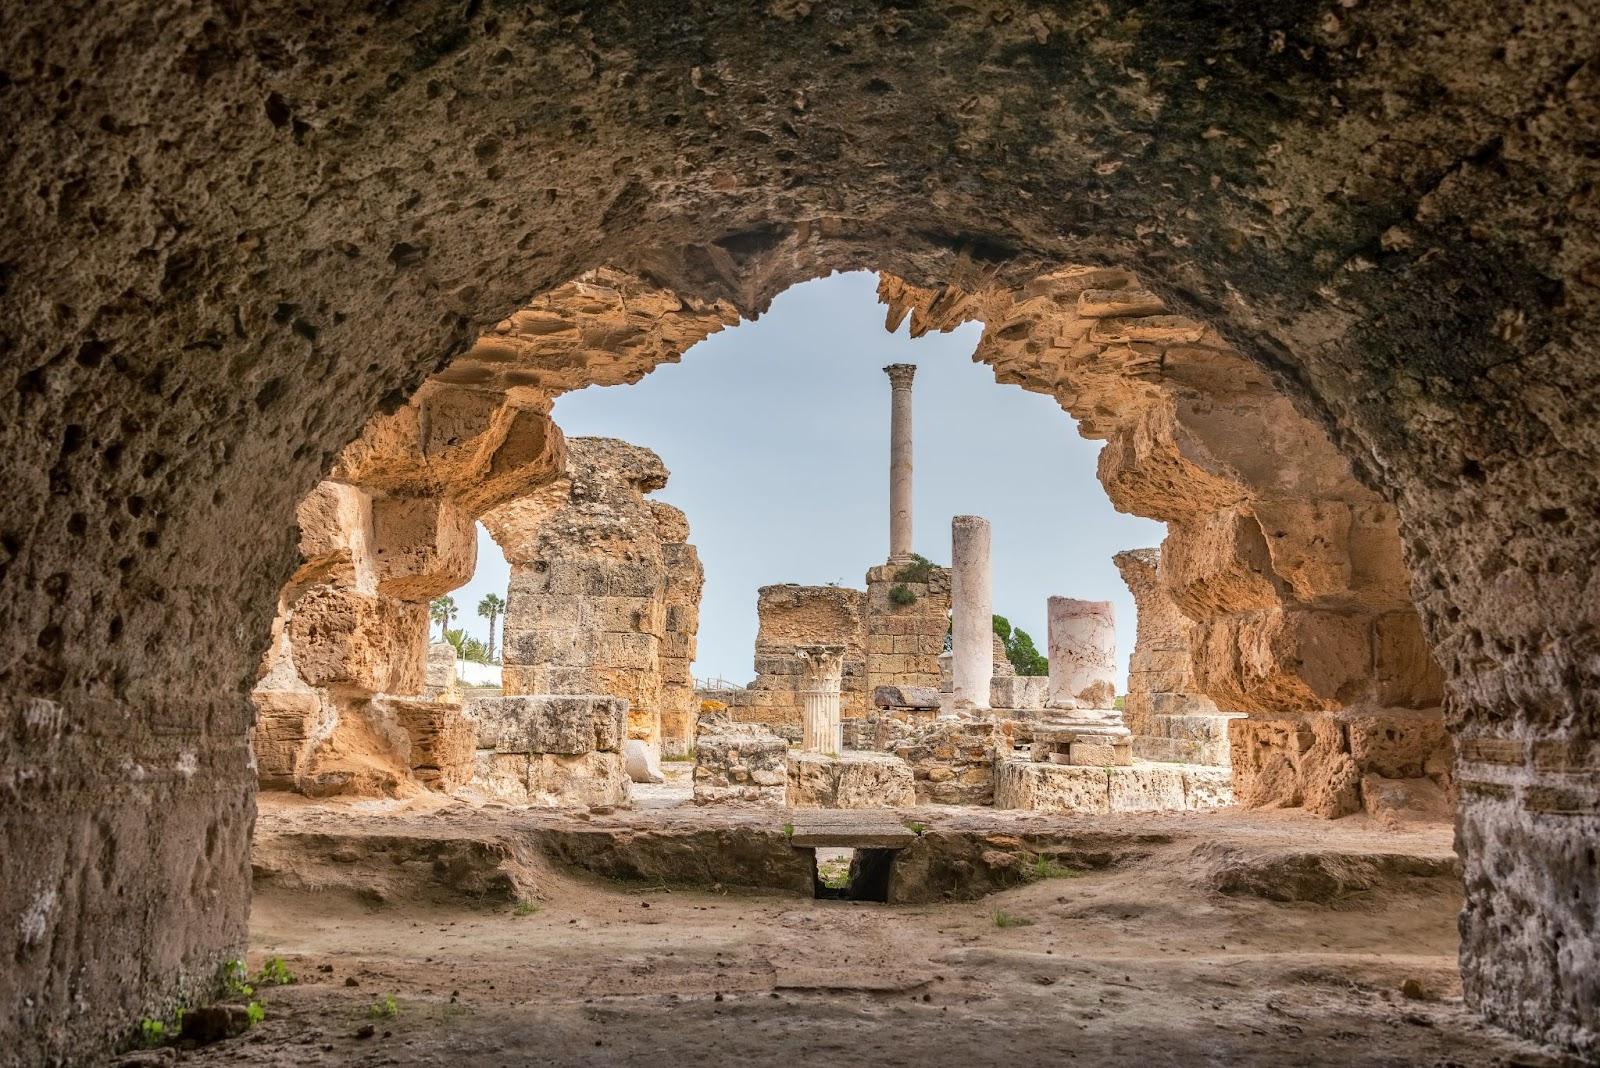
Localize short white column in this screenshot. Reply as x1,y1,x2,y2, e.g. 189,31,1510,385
884,364,916,564
1046,597,1118,709
949,515,993,715
797,644,845,754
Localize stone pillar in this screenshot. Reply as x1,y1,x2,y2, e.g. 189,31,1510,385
797,644,846,754
950,515,993,715
1047,597,1118,709
885,363,917,563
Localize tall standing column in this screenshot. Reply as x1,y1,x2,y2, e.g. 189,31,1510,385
950,515,993,716
884,364,917,564
797,644,846,754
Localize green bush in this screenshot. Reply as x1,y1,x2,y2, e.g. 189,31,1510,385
893,553,936,584
889,583,916,606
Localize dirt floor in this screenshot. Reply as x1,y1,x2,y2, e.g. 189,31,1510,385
115,774,1579,1067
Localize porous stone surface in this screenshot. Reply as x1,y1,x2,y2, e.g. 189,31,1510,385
4,2,1597,1058
370,693,475,790
786,750,916,809
1114,548,1244,765
892,721,1002,806
482,438,700,755
863,559,951,701
692,720,789,806
873,684,941,710
656,508,704,758
994,757,1234,815
1229,711,1453,820
467,694,629,808
469,694,627,757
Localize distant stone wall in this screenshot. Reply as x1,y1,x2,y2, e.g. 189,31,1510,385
726,584,867,735
483,438,702,756
657,511,704,757
863,560,950,699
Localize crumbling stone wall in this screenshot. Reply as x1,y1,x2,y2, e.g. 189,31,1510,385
726,584,867,736
864,560,950,700
1113,548,1242,766
653,503,703,758
482,438,699,755
4,2,1597,1059
252,390,564,796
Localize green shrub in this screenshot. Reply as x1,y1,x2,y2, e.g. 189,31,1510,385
256,957,296,987
220,959,254,1000
139,1018,167,1047
889,583,916,606
893,553,936,584
370,995,399,1019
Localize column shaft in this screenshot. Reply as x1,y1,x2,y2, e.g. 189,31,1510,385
950,515,993,714
885,364,916,563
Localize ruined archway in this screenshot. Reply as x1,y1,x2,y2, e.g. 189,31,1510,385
3,2,1595,1061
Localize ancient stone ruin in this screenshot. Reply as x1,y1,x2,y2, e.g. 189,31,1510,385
5,4,1597,1061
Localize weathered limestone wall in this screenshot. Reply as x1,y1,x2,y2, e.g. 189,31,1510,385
5,3,1596,1058
863,560,950,701
655,503,703,758
1113,549,1242,766
251,390,565,796
726,585,868,735
483,438,699,756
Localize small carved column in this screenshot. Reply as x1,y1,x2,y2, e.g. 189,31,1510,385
884,363,917,564
797,644,846,754
950,515,993,716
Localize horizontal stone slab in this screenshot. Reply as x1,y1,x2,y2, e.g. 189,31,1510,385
467,694,627,755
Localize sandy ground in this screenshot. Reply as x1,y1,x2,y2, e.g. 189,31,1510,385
120,777,1579,1067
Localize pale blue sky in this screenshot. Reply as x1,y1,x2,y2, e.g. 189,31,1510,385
448,271,1166,689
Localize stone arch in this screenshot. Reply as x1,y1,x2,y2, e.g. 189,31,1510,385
2,2,1595,1061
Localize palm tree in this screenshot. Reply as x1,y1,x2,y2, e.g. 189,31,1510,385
478,593,505,663
429,595,456,642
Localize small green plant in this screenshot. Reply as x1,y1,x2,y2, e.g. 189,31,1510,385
245,1001,265,1026
220,959,254,999
256,956,296,987
816,857,851,890
894,553,936,584
905,821,925,835
782,823,795,838
889,583,916,606
370,994,399,1019
661,748,696,761
1027,855,1081,881
993,910,1035,929
512,900,539,916
139,1017,166,1047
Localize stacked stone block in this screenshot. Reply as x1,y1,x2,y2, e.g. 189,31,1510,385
693,718,789,805
483,438,702,758
787,751,916,808
863,559,950,702
468,694,630,807
891,720,1002,805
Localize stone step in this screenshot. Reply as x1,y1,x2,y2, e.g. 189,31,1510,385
787,809,918,849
